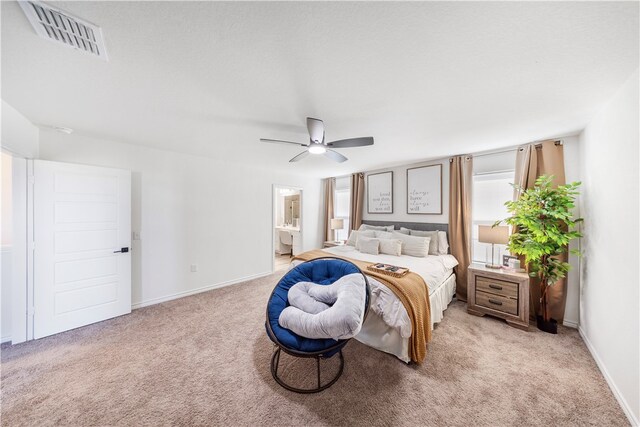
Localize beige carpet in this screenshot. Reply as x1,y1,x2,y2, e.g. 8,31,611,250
1,272,628,426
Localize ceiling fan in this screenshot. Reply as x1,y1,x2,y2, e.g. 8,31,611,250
260,117,374,163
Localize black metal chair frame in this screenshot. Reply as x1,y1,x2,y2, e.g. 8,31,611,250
265,257,371,394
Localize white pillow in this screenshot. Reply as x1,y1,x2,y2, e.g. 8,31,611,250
398,227,411,235
359,224,395,232
346,230,375,246
391,232,430,257
356,236,380,255
437,231,449,255
409,230,439,255
378,238,402,256
374,230,394,239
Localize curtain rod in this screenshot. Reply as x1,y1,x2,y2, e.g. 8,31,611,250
467,139,563,159
332,139,563,176
450,139,563,161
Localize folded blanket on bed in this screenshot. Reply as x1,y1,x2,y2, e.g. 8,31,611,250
293,249,432,364
278,273,367,340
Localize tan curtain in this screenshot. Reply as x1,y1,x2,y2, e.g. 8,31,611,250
323,178,336,242
350,173,365,231
449,156,473,301
514,140,567,321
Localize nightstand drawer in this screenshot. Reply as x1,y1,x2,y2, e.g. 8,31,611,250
476,291,518,315
476,277,518,299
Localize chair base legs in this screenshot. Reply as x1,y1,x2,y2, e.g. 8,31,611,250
270,347,344,393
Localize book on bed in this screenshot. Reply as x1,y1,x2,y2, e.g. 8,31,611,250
367,263,410,278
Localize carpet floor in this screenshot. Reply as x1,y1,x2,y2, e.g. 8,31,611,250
1,272,628,426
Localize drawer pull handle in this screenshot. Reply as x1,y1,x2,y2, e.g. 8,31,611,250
488,299,503,306
489,284,503,290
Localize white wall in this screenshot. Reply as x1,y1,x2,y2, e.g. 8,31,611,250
363,158,449,224
1,100,39,158
1,153,12,341
1,248,11,342
578,68,639,425
1,101,38,343
1,153,12,246
39,130,324,308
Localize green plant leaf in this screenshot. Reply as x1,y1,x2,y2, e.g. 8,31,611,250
499,175,582,284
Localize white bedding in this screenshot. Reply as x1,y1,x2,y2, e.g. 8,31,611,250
356,273,456,362
322,246,458,295
293,246,458,340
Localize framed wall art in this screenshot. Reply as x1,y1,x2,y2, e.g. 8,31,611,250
407,164,442,214
367,171,393,214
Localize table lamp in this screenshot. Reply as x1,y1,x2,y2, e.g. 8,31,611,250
330,218,344,242
478,225,509,268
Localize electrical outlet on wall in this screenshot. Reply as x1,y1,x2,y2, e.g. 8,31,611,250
190,264,198,273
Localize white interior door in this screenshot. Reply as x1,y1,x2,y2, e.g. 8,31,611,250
33,160,131,339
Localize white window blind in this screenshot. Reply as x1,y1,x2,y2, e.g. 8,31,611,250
471,171,514,264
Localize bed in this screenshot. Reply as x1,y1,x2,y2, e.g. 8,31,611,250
292,221,458,363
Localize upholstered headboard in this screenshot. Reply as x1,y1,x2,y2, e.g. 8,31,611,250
361,220,449,236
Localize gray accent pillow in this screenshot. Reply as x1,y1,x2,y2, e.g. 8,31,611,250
278,273,367,340
397,228,411,235
356,236,380,255
359,224,395,232
346,229,375,246
409,230,439,255
378,238,402,256
286,281,330,314
437,231,449,255
391,232,430,257
374,230,394,239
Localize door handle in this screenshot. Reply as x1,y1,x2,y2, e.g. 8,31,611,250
113,247,129,253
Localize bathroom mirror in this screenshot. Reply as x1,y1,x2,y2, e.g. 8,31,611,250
284,194,300,225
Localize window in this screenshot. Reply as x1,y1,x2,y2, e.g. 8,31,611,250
471,171,514,264
334,177,351,241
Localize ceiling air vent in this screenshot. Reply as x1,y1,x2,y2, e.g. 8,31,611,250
19,1,108,61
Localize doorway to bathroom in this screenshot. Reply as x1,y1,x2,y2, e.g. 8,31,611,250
272,185,302,272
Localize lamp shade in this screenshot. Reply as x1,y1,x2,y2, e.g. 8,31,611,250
330,218,344,230
478,225,509,245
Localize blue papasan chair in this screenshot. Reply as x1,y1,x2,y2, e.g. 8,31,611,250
265,257,371,393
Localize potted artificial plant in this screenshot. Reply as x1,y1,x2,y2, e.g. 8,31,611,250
495,175,582,334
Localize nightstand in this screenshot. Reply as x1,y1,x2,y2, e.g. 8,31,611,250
323,240,345,248
467,263,530,330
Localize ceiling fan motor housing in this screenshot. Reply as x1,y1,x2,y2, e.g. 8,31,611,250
260,116,373,163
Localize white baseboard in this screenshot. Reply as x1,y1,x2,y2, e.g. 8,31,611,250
579,326,639,426
1,336,11,344
131,270,274,310
562,319,579,329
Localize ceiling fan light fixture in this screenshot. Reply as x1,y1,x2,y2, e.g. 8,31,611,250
261,117,374,163
308,145,326,154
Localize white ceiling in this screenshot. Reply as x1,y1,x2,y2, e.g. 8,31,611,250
2,1,638,177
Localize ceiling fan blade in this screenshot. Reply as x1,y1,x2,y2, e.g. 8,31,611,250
306,117,325,144
260,138,308,147
324,149,348,163
327,137,374,148
289,150,310,162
